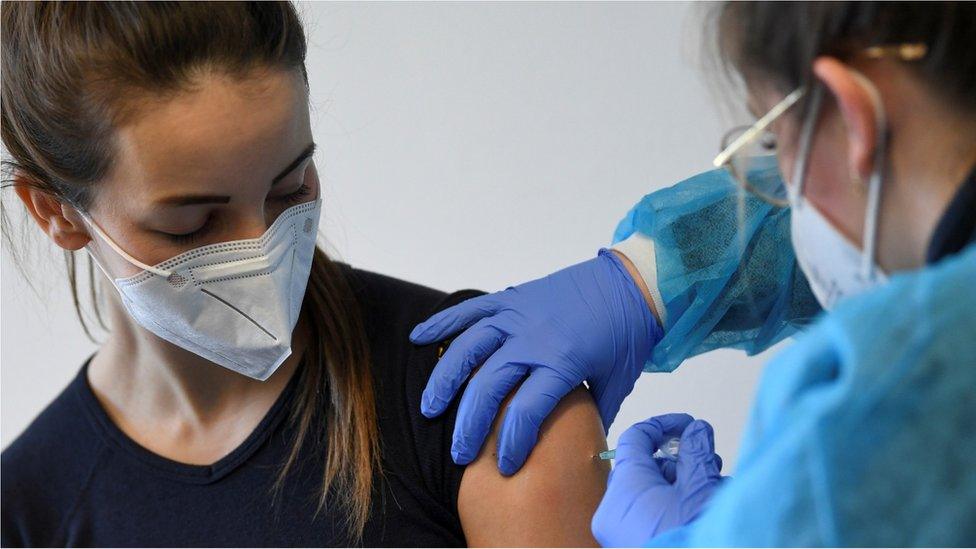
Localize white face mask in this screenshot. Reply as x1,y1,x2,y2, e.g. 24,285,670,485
83,199,322,380
788,76,889,310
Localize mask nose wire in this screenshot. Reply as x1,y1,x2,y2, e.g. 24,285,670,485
78,211,172,278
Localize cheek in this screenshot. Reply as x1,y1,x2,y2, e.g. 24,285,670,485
771,118,802,188
800,127,869,245
305,161,321,200
87,232,151,279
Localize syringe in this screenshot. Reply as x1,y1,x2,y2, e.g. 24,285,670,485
599,436,680,461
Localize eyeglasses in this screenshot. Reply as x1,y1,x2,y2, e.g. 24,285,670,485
713,89,804,207
712,43,927,208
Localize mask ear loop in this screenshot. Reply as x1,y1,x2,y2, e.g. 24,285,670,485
789,85,825,204
79,212,172,278
848,70,888,282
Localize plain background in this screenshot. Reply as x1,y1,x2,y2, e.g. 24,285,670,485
1,2,779,471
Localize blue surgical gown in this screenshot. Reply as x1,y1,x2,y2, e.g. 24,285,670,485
614,169,976,545
652,244,976,546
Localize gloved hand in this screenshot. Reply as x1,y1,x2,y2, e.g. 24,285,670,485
410,249,662,475
592,414,725,547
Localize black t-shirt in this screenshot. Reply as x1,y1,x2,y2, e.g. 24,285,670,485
1,268,483,547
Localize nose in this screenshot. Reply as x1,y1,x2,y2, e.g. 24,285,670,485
230,201,304,241
233,212,274,241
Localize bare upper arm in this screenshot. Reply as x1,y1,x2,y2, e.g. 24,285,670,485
457,384,609,547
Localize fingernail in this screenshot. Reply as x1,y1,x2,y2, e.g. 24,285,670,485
498,456,519,476
451,446,472,465
409,324,427,342
421,392,439,417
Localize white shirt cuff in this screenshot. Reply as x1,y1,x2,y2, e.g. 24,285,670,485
611,232,666,326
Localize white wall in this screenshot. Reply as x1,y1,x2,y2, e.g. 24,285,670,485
1,2,775,471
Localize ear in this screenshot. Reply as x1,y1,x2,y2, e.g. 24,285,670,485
13,176,91,251
813,57,880,183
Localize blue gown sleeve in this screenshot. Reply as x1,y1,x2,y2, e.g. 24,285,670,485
612,168,822,372
647,246,976,546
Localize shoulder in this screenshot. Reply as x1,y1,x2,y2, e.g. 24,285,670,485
2,368,104,547
339,265,484,366
760,246,976,398
337,265,484,507
343,266,462,329
729,250,976,545
828,245,976,373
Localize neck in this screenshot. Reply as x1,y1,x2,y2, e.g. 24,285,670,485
875,75,976,272
87,281,303,461
879,135,976,272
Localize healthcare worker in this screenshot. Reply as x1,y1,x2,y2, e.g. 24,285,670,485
410,2,976,545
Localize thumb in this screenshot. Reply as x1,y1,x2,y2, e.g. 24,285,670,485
615,414,694,467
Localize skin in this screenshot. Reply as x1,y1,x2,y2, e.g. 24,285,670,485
459,384,609,547
751,56,976,273
613,55,976,327
14,67,608,544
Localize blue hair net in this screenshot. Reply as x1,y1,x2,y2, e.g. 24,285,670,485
612,168,822,372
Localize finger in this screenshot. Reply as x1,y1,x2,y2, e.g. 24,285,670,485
676,419,722,494
495,369,576,475
421,318,507,417
450,346,529,465
409,293,502,344
655,456,678,484
612,414,692,488
615,413,694,463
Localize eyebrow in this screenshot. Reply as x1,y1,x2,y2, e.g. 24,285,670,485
155,142,317,206
272,142,316,186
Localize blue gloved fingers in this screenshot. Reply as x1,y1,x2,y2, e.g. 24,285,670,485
409,293,504,345
421,318,508,418
495,369,577,475
450,345,530,465
675,419,723,495
614,414,695,487
656,456,678,484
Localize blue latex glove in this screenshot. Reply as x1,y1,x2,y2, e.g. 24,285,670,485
410,249,662,475
592,414,725,547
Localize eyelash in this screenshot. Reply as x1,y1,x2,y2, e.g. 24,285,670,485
163,183,312,245
277,182,312,205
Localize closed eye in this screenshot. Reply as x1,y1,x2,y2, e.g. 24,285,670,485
158,167,312,246
159,214,215,245
272,182,311,205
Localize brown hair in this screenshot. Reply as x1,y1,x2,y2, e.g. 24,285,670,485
0,1,380,541
711,2,976,114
